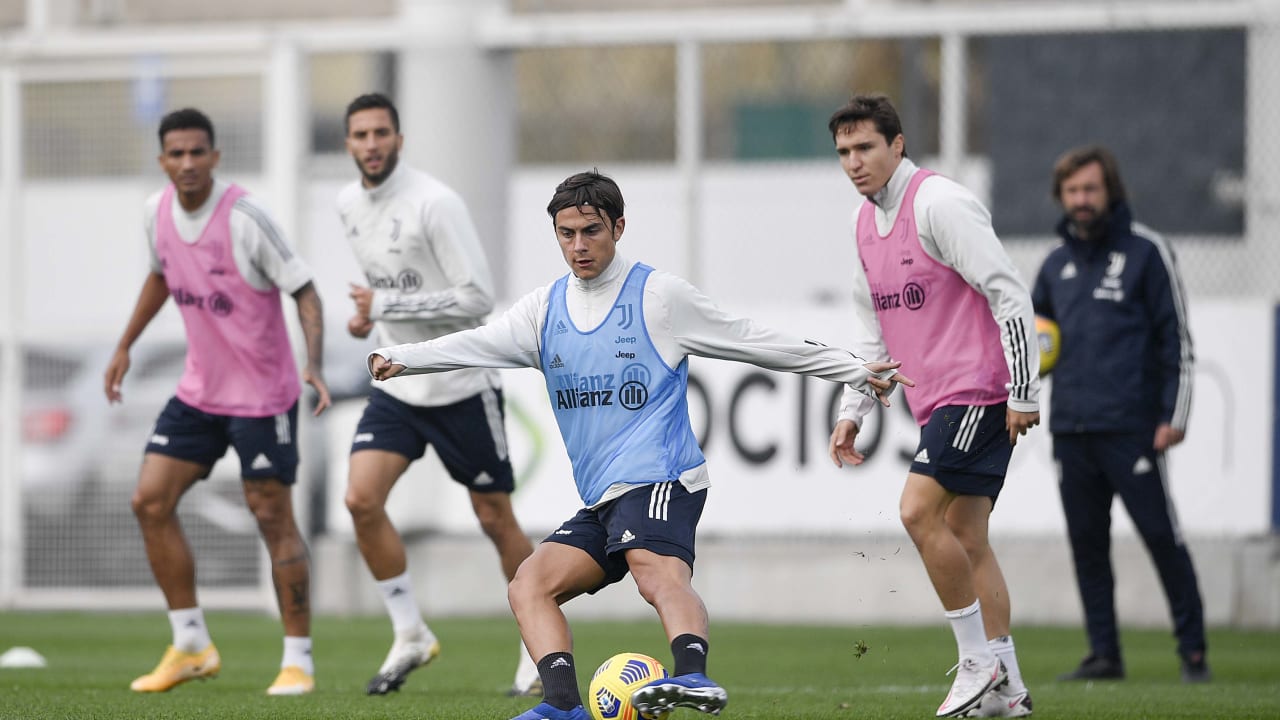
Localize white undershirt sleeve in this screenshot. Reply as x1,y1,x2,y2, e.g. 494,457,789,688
372,286,548,375
232,196,313,295
649,272,880,392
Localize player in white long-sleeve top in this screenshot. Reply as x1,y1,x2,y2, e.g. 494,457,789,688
826,95,1039,718
337,93,538,697
368,170,913,720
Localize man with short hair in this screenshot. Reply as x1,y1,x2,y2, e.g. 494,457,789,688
105,107,330,696
337,92,539,697
826,94,1040,718
368,170,912,720
1032,145,1206,684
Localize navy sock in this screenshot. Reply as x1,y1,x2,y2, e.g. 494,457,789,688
671,634,709,676
536,652,581,710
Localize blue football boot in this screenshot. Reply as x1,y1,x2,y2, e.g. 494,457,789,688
509,701,589,720
630,672,728,716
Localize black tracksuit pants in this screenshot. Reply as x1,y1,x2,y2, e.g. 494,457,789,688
1053,432,1207,660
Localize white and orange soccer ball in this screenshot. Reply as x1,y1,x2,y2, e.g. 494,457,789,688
588,652,670,720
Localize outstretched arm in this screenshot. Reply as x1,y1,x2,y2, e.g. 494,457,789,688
104,271,170,404
652,272,911,401
292,282,331,416
370,286,548,379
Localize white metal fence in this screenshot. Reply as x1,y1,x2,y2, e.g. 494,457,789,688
1,0,1276,614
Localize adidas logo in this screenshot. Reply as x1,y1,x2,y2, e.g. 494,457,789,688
473,472,494,486
686,642,706,655
149,434,170,446
354,432,374,443
553,321,568,335
185,620,201,628
250,453,273,470
549,353,565,369
389,586,406,596
555,529,573,535
1133,457,1153,474
1061,262,1078,279
914,448,930,464
550,657,571,669
620,529,635,543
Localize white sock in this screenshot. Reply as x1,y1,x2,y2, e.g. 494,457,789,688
943,599,993,662
376,571,430,636
989,635,1026,692
513,639,539,690
282,636,314,675
168,607,212,653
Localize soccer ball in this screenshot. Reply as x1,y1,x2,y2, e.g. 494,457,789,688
1035,315,1061,376
588,652,669,720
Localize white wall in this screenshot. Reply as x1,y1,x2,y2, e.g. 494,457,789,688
20,165,1276,540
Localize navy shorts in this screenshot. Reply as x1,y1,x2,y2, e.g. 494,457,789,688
351,387,515,493
909,402,1013,498
545,481,707,593
145,396,299,484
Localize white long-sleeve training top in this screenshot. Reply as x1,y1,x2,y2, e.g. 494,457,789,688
337,163,500,407
838,158,1041,428
373,254,886,499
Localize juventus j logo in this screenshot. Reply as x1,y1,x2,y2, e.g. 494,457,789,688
613,303,634,330
1106,252,1126,278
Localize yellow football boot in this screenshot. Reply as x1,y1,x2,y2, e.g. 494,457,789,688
267,665,315,695
130,644,221,692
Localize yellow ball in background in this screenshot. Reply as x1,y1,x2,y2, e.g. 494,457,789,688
1035,315,1060,377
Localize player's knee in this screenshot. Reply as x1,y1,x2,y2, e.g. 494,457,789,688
471,493,517,535
953,529,987,560
632,576,663,606
898,501,931,537
247,497,290,530
629,564,680,606
130,490,169,523
507,571,539,612
344,486,381,521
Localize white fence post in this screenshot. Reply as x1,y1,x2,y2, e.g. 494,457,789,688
399,0,515,296
0,63,25,607
939,32,967,180
677,39,704,288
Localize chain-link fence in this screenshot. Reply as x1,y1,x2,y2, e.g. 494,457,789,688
1,0,1275,612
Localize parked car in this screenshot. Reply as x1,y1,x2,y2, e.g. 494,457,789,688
18,337,371,587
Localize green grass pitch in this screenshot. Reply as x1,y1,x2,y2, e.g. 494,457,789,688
0,611,1277,719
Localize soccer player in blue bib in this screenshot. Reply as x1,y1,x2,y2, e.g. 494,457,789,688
368,170,912,720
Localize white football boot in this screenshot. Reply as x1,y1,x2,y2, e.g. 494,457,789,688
365,627,441,695
507,642,543,697
963,679,1033,718
936,656,1006,717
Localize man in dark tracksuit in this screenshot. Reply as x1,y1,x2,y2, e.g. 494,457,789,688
1032,145,1208,684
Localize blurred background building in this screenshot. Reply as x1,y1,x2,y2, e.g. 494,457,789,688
2,0,1277,627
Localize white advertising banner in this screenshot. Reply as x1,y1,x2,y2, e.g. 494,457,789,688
336,298,1273,539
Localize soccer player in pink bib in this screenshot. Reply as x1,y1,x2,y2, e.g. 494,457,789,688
104,107,330,696
826,95,1041,718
